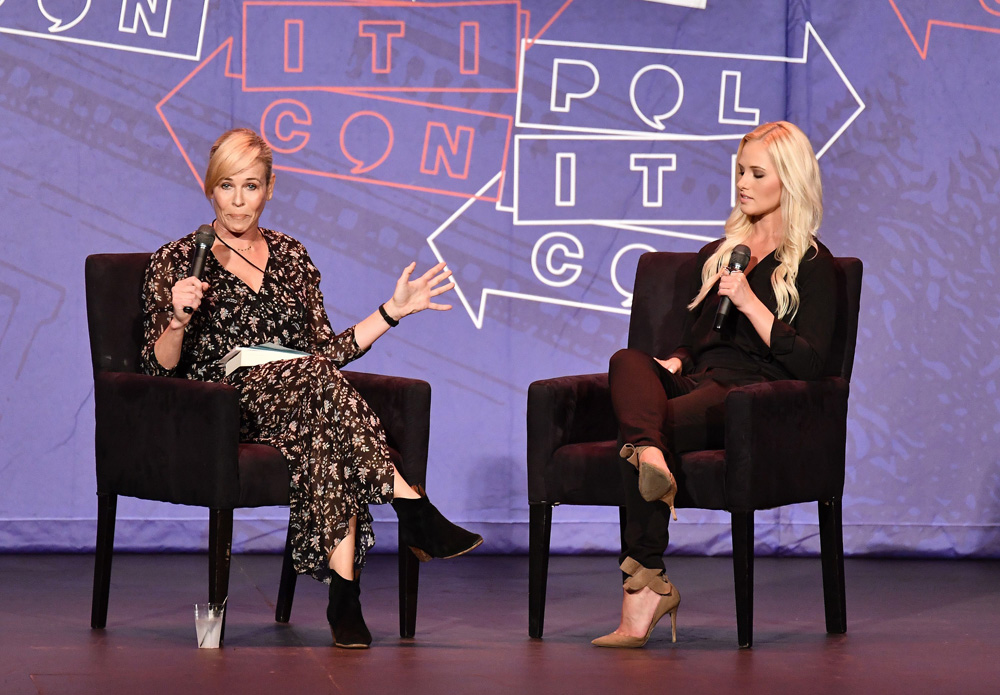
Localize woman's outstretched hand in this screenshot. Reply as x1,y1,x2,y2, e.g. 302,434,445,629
383,261,455,320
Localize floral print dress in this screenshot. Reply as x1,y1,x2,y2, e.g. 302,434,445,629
140,227,394,580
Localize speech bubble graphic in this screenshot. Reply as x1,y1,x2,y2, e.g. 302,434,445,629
630,64,684,131
340,111,393,174
37,0,91,33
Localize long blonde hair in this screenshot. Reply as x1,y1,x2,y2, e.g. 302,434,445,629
688,121,823,321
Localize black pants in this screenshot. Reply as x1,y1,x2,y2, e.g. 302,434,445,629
608,348,765,571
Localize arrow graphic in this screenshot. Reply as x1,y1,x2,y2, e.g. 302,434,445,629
157,38,512,200
0,0,208,59
516,22,864,159
429,172,711,328
888,0,1000,59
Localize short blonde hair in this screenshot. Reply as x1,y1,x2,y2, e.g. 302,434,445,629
688,121,823,321
203,128,274,196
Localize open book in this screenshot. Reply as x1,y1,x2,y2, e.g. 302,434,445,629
220,342,311,376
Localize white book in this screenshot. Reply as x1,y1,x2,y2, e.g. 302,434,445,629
221,342,311,376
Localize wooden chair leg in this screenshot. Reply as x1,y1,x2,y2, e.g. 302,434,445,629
731,510,754,649
275,522,298,623
819,498,847,634
398,543,420,638
209,509,234,646
91,493,117,629
528,502,553,638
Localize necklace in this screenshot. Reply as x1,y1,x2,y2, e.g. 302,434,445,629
219,234,256,253
215,230,267,274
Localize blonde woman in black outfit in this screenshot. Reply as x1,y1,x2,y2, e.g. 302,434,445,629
594,121,837,648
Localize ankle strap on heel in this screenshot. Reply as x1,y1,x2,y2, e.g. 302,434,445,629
620,557,673,596
620,444,652,467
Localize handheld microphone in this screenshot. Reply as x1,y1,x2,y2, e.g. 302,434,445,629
712,244,751,332
183,224,216,314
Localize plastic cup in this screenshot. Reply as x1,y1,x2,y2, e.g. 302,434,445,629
193,603,225,648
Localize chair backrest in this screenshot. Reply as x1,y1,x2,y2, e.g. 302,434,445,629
85,253,152,376
627,252,863,381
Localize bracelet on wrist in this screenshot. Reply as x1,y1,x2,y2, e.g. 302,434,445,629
379,303,400,327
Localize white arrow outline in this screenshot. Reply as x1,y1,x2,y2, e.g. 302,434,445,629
513,133,733,226
428,172,641,329
428,172,716,329
1,0,209,60
439,21,865,327
515,22,866,158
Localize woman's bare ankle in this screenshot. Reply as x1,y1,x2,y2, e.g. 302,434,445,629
618,586,661,636
391,465,421,499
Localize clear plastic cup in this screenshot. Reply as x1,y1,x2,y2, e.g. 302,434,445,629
193,602,225,648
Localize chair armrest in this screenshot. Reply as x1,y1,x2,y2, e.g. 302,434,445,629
724,377,850,511
526,373,618,500
94,372,242,508
341,371,431,489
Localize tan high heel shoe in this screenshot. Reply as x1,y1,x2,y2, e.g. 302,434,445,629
592,558,681,648
620,444,678,520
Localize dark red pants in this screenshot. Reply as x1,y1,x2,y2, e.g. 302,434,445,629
608,348,765,570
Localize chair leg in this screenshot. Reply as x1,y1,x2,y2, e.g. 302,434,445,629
528,502,553,638
275,522,298,623
819,498,847,634
398,543,420,638
617,506,627,555
91,493,117,629
209,509,234,646
619,506,628,583
731,511,754,649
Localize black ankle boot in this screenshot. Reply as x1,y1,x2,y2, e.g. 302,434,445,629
327,573,371,649
391,495,483,562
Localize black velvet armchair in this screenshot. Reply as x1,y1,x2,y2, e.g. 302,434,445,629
86,253,428,642
527,251,862,647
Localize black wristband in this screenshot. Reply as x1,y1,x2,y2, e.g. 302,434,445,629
379,303,399,327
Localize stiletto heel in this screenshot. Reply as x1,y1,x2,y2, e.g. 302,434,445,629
592,558,681,648
620,444,679,520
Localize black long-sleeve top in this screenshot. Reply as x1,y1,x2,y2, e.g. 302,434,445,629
667,239,837,381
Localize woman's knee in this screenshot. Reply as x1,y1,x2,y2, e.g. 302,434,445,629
609,348,651,379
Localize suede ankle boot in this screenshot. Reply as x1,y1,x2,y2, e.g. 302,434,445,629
391,495,483,562
327,573,371,648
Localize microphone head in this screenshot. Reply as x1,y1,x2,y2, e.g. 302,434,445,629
729,244,751,271
194,225,216,248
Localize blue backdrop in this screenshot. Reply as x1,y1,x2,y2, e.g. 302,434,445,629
2,0,998,558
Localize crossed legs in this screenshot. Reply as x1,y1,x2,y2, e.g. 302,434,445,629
329,465,421,580
601,349,736,645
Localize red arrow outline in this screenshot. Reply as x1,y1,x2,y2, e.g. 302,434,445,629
155,38,242,190
241,0,524,93
155,0,575,195
156,38,514,200
889,0,1000,59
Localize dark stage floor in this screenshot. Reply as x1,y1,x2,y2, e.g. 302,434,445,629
1,553,998,694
